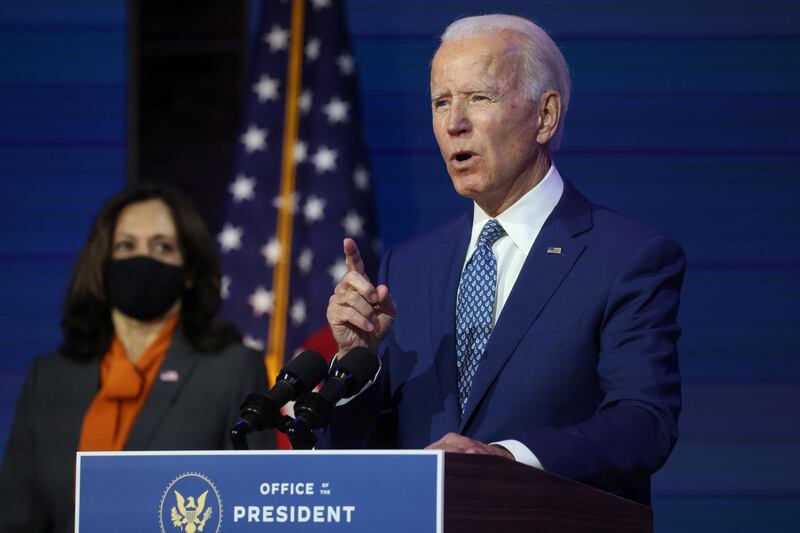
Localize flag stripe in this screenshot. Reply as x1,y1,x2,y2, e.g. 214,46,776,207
266,0,306,386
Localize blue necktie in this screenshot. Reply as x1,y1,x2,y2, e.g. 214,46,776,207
456,219,506,415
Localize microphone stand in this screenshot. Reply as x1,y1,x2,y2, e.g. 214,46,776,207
230,420,251,450
229,393,282,450
230,410,316,450
284,417,317,450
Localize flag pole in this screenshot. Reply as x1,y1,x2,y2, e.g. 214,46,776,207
266,0,305,386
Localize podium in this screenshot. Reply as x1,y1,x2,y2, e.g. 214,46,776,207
443,453,652,532
76,450,651,532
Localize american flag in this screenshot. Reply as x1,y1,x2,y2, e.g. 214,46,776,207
217,0,378,389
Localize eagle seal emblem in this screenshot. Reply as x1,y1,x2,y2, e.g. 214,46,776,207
159,472,222,533
171,489,212,532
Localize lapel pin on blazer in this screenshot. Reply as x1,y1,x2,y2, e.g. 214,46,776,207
159,369,180,382
546,246,563,255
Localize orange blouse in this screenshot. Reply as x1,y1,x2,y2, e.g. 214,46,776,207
78,313,179,451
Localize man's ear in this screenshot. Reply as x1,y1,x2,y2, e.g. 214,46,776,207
536,90,561,145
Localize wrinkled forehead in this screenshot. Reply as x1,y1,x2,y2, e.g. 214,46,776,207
430,32,525,89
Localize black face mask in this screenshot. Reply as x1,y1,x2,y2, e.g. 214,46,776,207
106,256,185,321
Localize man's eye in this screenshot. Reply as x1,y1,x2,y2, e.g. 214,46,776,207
433,99,449,109
472,95,489,102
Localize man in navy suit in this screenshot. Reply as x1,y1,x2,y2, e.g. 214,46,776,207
325,14,684,505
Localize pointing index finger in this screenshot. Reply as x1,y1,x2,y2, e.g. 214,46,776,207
343,238,366,275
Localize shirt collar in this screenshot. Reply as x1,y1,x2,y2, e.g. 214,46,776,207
470,164,565,257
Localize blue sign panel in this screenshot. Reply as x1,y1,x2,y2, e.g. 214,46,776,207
76,450,443,533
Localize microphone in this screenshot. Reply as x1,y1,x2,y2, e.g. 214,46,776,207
285,347,379,448
230,349,328,449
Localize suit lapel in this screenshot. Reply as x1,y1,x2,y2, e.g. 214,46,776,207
69,359,102,445
125,327,198,450
429,213,472,430
460,181,593,430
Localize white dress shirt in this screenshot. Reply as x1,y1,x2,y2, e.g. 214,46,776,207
461,164,564,469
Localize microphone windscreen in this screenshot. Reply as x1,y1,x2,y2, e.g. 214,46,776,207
284,350,328,393
334,347,380,395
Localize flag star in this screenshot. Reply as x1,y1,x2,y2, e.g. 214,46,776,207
337,53,355,75
294,140,308,163
240,125,268,153
229,174,256,202
260,237,282,266
297,248,313,274
271,191,301,213
328,258,348,285
243,335,265,351
252,75,280,102
353,166,370,190
290,299,307,325
342,211,365,237
221,275,231,299
305,37,321,61
311,146,338,173
299,89,313,114
248,287,274,316
323,96,350,124
303,195,326,223
263,25,290,52
311,0,331,10
217,224,243,252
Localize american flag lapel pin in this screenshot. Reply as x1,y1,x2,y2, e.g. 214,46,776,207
546,246,563,255
159,369,180,382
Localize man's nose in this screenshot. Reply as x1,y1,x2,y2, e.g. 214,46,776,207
446,103,471,136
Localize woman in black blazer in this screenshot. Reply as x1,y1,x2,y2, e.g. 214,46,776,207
0,184,274,533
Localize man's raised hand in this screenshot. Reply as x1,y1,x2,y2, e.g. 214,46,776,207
326,238,396,354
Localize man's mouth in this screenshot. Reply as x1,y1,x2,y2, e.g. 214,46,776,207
451,151,475,164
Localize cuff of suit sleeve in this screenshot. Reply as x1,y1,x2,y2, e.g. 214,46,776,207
491,439,543,469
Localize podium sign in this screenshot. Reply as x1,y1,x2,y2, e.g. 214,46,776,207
75,450,443,533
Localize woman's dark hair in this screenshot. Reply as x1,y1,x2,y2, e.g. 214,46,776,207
60,183,241,360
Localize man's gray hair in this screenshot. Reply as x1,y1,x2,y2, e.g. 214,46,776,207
441,14,571,149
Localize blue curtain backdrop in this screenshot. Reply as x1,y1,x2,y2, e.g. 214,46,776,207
1,1,798,531
0,0,127,449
